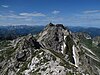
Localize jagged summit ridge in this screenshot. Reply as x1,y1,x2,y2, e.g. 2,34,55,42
46,23,67,30
37,23,70,52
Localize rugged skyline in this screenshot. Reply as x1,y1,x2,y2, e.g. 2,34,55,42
0,0,100,27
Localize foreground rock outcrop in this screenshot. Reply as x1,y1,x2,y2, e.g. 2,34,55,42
0,23,100,75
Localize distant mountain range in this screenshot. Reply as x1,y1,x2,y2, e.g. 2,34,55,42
0,25,44,40
0,25,100,40
68,26,100,37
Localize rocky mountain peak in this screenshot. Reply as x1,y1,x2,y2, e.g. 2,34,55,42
47,22,55,26
0,23,100,75
37,23,70,52
46,23,67,30
56,24,66,30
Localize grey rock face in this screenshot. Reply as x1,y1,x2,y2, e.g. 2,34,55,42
0,23,100,75
16,50,26,61
37,23,100,75
72,32,91,40
93,36,100,46
37,23,70,52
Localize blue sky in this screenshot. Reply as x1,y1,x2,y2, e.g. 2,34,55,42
0,0,100,27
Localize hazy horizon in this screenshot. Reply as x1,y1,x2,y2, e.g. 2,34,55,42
0,23,100,28
0,0,100,28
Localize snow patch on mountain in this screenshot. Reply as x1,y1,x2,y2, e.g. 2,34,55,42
72,45,78,67
61,36,66,54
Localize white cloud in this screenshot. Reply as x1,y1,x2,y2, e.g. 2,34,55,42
46,16,63,22
9,10,14,13
0,15,2,16
1,5,9,8
0,14,27,19
83,10,100,14
52,10,60,14
19,12,46,17
25,18,33,21
65,10,100,27
0,12,46,25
